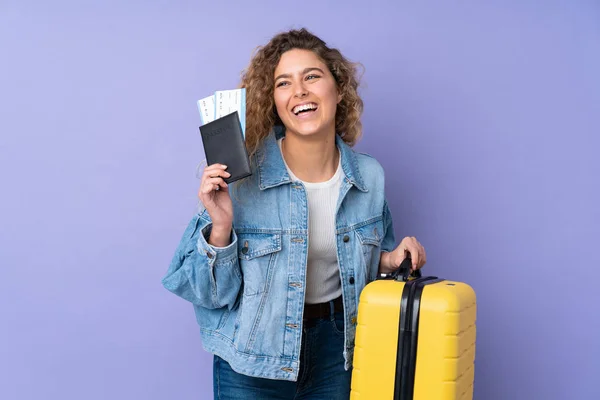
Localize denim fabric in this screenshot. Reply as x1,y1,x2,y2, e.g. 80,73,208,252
162,126,396,381
213,307,351,400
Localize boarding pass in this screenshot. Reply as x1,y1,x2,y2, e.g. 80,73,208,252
197,88,246,137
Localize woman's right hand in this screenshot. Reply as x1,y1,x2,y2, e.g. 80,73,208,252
198,163,233,247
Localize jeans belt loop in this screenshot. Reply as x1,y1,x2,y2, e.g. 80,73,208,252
329,299,335,320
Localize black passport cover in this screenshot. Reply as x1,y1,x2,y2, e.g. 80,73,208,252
199,111,252,184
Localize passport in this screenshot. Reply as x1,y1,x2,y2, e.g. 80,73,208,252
198,110,251,184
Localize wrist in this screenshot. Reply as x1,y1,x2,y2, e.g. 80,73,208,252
379,251,394,274
209,224,232,247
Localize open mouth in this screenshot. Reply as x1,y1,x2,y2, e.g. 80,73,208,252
292,103,318,116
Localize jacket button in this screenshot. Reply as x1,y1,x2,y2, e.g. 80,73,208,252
206,252,214,259
343,235,349,242
349,276,355,284
241,247,248,254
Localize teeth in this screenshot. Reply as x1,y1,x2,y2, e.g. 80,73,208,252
293,103,317,115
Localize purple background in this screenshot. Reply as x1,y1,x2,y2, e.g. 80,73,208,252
1,1,599,399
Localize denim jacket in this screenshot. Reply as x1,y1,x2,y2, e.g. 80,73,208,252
162,127,396,381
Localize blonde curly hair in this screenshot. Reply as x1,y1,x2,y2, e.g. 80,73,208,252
240,28,364,158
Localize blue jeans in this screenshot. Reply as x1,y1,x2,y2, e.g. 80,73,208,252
212,307,351,399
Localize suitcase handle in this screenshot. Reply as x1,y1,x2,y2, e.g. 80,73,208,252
389,254,422,282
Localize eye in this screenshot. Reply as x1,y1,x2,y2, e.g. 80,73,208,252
276,81,290,88
305,74,321,81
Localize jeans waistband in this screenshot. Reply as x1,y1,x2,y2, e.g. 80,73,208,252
303,295,343,320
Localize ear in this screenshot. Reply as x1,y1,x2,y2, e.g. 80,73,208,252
337,91,342,104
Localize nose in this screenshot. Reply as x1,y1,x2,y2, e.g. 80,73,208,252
294,80,308,98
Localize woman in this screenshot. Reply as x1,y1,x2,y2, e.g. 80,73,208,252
162,28,427,399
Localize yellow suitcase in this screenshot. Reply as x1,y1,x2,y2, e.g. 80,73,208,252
351,258,477,400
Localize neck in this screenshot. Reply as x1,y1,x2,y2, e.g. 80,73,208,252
281,131,339,183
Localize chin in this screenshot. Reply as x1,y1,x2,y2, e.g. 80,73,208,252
284,121,335,139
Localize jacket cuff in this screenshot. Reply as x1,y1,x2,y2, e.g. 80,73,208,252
196,222,238,267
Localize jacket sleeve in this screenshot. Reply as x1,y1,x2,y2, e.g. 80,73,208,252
381,199,396,253
161,210,242,310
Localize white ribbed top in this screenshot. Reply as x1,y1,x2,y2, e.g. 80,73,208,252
278,138,342,304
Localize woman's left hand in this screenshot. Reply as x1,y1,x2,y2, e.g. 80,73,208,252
381,237,427,274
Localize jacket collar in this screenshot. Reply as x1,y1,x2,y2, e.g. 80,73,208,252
255,125,368,192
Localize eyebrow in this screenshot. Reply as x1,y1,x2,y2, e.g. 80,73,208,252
274,67,325,82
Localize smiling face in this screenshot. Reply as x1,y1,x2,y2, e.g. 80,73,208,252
273,49,342,140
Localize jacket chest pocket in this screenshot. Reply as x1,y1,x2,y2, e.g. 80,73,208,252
237,232,282,296
355,219,384,281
